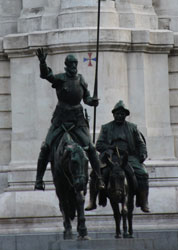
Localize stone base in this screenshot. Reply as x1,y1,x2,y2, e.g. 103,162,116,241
0,160,178,236
0,230,178,250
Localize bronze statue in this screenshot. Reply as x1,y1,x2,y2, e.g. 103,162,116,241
34,48,104,191
98,148,134,238
86,100,149,213
52,128,89,239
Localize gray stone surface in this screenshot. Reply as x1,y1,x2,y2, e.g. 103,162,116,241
0,231,177,250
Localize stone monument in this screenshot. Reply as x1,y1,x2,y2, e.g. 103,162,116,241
0,0,178,233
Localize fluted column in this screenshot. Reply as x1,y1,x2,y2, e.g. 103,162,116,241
153,0,178,31
115,0,158,29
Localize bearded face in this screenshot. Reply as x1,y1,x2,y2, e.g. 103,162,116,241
65,55,78,77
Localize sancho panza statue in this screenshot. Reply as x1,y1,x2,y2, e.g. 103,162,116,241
34,48,104,191
86,100,150,213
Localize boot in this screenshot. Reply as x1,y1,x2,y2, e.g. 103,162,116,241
87,144,105,190
85,173,98,211
138,190,150,213
34,158,48,190
34,143,49,190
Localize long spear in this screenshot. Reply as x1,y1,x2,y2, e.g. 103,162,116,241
93,0,101,143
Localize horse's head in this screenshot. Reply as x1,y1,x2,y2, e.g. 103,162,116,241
107,152,128,203
64,142,88,192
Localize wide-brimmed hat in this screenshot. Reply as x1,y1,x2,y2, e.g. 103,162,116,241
112,100,130,116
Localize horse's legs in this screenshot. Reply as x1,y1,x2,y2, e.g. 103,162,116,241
56,189,73,240
110,200,122,238
127,193,134,238
76,191,88,239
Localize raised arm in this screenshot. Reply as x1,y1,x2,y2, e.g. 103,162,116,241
36,48,58,85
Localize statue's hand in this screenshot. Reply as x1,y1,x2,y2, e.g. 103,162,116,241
91,97,99,107
36,48,48,63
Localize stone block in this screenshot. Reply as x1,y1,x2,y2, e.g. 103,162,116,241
146,136,175,160
116,1,158,29
0,79,10,94
22,0,48,9
0,95,11,111
0,129,11,165
0,190,60,218
131,30,174,46
58,6,119,29
149,30,174,45
28,31,48,47
4,34,28,50
169,56,178,73
169,89,178,106
0,20,18,37
169,73,178,90
0,172,8,194
170,106,178,124
0,112,11,129
0,61,10,77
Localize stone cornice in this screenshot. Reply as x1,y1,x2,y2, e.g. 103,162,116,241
1,28,174,58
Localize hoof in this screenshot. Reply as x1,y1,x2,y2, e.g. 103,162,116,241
34,181,45,191
63,230,73,240
115,234,122,239
77,235,91,240
123,234,134,239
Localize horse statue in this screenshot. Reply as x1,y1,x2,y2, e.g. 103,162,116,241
51,127,89,240
99,148,136,238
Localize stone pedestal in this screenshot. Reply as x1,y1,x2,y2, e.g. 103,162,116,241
0,0,178,235
115,0,158,29
153,0,178,31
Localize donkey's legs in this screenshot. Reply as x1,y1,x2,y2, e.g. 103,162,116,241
122,197,128,238
127,193,134,238
76,191,88,239
110,200,122,238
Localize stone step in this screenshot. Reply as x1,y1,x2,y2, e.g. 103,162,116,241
0,230,177,250
0,213,178,235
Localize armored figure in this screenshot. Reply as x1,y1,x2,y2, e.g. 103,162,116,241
34,48,104,191
86,100,150,213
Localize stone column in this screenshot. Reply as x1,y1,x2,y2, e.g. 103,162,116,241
127,30,175,159
115,0,158,29
153,0,178,31
18,0,60,33
0,0,22,36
